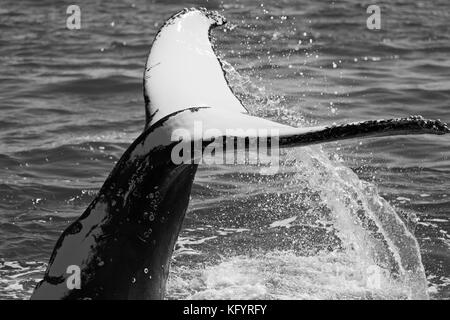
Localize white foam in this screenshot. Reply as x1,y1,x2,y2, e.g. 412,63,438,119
167,251,410,300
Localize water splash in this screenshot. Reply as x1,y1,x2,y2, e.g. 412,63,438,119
289,147,428,299
192,57,430,299
167,251,410,300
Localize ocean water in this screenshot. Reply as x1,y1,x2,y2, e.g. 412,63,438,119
1,0,450,300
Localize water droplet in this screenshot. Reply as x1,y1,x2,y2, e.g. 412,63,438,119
144,268,148,274
131,277,136,283
143,229,152,238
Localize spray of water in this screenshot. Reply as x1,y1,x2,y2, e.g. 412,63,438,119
166,58,429,300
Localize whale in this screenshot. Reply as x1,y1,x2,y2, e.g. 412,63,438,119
31,8,450,300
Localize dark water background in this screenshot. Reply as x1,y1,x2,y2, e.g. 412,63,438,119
0,0,449,299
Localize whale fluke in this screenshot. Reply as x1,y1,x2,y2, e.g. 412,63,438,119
31,8,449,300
143,8,247,128
150,108,449,148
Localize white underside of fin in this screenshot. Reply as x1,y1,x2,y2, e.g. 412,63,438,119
131,108,449,160
144,9,247,127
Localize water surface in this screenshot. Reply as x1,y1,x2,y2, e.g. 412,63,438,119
0,0,449,299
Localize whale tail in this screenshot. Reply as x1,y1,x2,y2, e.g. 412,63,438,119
143,7,449,144
31,8,449,300
143,8,247,129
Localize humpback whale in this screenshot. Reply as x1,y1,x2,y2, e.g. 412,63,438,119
31,8,449,300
